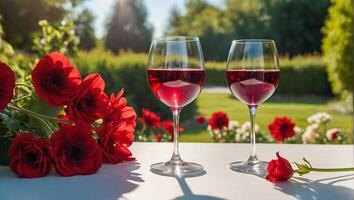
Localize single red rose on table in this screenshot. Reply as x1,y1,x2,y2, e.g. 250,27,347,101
66,73,109,123
268,116,295,142
266,152,293,182
103,89,137,131
8,133,52,178
162,121,184,141
209,112,229,130
97,122,134,164
196,115,206,124
139,108,161,129
0,62,15,112
32,52,81,107
51,123,102,176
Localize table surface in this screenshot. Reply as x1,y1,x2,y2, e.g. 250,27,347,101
0,142,353,200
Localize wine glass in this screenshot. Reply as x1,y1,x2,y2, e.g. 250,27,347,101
226,39,280,175
147,36,205,176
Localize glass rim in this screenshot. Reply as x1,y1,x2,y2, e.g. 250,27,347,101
153,36,199,42
232,39,275,44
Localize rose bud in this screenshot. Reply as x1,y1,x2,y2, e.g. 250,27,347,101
266,152,293,182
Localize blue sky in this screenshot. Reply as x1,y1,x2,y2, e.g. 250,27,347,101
82,0,223,38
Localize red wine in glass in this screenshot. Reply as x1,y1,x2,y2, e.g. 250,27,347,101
147,68,205,109
226,69,279,107
147,36,205,176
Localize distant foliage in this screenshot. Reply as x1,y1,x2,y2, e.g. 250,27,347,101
322,0,353,96
105,0,153,53
0,0,85,50
265,0,330,55
167,0,330,60
75,9,96,50
32,20,79,57
0,15,32,78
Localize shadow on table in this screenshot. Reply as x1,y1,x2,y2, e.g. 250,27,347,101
273,174,354,200
171,171,225,200
0,161,143,200
231,166,354,200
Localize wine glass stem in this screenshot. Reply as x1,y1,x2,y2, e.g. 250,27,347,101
249,106,257,158
171,108,182,161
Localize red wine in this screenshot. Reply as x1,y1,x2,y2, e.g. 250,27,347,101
147,68,204,109
227,69,279,107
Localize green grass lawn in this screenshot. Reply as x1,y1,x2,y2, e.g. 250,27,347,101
179,92,353,143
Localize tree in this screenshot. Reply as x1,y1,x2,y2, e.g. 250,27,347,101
265,0,330,55
166,0,231,61
75,9,96,50
322,0,353,97
105,0,153,53
0,0,84,50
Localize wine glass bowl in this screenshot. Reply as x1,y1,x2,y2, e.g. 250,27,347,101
226,39,280,175
147,36,205,176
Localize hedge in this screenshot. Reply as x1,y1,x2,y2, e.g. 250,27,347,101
73,51,332,121
205,56,332,95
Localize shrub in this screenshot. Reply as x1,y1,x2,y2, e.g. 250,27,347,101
322,0,353,97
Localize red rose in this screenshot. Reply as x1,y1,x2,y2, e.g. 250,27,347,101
268,117,295,142
156,133,163,142
32,52,81,106
103,89,137,131
138,108,161,128
162,121,184,141
208,112,229,130
66,73,109,123
8,133,52,178
266,152,293,182
0,62,15,112
51,123,102,176
97,122,134,164
196,115,206,124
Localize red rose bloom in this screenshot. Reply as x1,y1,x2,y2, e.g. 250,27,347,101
196,115,206,124
8,133,52,178
32,52,81,106
104,89,137,131
156,133,163,142
268,117,295,142
66,73,109,123
97,122,134,164
208,112,229,130
51,123,102,176
266,152,293,183
138,108,161,128
0,62,15,112
162,121,184,141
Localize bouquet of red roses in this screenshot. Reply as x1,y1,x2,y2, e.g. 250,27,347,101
0,52,137,178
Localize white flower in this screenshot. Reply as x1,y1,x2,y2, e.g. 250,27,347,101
241,131,250,140
307,112,332,124
240,121,260,134
228,121,239,130
326,128,341,141
293,126,302,134
302,124,319,144
235,134,242,142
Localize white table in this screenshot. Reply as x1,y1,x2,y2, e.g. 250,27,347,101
0,143,353,200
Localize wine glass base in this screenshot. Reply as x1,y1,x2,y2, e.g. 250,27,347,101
230,157,268,177
151,160,203,177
